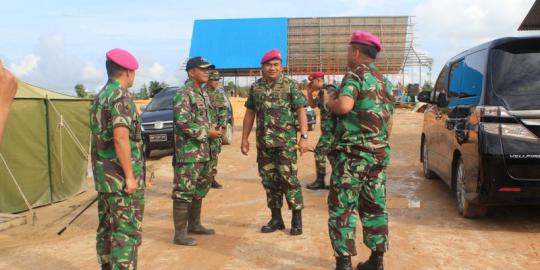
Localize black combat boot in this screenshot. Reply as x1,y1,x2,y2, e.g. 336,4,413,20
188,199,215,235
101,263,111,270
290,210,303,235
211,179,223,189
356,251,384,270
173,200,197,246
335,256,353,270
306,173,326,190
261,208,285,233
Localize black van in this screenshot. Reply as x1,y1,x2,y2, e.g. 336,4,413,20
141,86,234,157
418,36,540,218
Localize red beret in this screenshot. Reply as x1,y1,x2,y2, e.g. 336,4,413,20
106,48,139,70
350,31,382,52
308,71,324,81
261,49,282,64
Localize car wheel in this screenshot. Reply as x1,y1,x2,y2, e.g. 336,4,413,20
455,158,487,218
145,148,152,158
308,124,315,131
222,123,233,145
422,140,437,179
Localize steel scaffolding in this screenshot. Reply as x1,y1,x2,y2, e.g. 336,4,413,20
286,16,432,81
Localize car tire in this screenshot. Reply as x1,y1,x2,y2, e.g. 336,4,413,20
455,158,487,218
422,140,438,179
222,123,233,145
308,124,315,131
145,148,152,158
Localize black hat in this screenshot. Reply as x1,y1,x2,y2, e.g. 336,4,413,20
185,56,215,71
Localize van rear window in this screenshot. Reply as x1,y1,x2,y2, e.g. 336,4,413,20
491,40,540,97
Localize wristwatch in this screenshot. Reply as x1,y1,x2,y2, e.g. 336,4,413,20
301,133,309,140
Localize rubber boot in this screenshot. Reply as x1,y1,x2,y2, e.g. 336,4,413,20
261,208,285,233
173,201,197,246
306,173,326,190
188,199,215,235
335,256,353,270
290,210,303,235
356,251,384,270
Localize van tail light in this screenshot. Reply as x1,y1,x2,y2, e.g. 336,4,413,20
498,187,521,192
477,106,538,141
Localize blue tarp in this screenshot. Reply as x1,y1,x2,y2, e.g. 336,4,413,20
189,18,289,69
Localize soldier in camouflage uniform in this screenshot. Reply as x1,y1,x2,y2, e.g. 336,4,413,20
172,57,222,246
90,48,145,270
241,49,309,236
325,32,394,270
206,70,228,189
305,71,337,190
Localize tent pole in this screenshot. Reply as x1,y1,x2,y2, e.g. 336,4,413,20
45,97,54,205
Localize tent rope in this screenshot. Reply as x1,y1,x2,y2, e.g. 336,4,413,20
46,98,89,158
0,152,37,225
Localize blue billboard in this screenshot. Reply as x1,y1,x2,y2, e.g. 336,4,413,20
189,18,288,69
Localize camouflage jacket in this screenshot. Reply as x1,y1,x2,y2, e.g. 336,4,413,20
90,80,145,193
334,63,395,165
207,86,228,129
173,79,211,163
312,84,339,134
245,75,306,149
207,86,228,153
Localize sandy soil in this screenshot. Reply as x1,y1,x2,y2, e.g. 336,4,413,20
1,105,539,270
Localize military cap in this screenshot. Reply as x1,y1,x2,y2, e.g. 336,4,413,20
106,48,139,70
350,31,382,52
261,49,282,64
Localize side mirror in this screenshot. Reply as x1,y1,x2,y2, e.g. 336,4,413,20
436,93,449,108
140,105,147,111
417,91,431,103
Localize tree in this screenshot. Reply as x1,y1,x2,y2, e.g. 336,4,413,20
136,84,149,100
74,84,88,98
421,81,434,92
148,81,168,97
226,81,236,97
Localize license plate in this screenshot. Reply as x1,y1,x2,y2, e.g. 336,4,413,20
149,134,167,142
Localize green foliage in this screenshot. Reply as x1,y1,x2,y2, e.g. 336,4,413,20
421,81,433,92
74,83,88,98
148,81,168,97
135,84,149,100
237,86,250,98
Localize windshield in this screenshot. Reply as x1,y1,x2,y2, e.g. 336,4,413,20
491,39,540,97
145,89,176,111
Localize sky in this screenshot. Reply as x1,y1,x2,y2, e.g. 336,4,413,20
0,0,537,95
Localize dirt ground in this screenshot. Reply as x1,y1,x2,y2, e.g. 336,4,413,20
1,105,540,270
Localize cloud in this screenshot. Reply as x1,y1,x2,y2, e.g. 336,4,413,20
413,0,533,77
9,54,40,76
8,33,106,94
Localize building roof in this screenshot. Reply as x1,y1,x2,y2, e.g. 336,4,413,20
519,0,540,31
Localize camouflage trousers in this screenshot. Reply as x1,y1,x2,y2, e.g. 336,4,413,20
210,139,222,180
328,152,388,256
172,162,212,202
97,190,145,270
314,131,334,175
257,147,304,210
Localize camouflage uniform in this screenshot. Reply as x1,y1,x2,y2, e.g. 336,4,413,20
245,75,306,210
312,84,338,175
172,79,212,202
90,79,145,270
328,63,395,257
207,85,227,181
